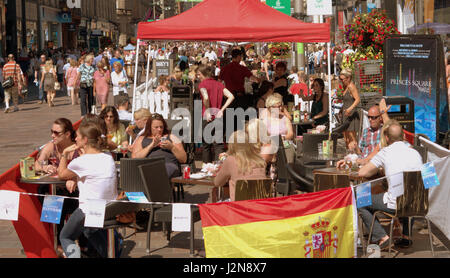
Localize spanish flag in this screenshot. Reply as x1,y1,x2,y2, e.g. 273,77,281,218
199,187,357,258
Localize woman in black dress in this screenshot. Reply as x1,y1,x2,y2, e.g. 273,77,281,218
273,61,293,105
131,113,187,178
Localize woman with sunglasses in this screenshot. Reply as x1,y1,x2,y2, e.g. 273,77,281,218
132,113,187,179
260,93,294,140
34,118,81,256
99,106,128,151
35,118,81,174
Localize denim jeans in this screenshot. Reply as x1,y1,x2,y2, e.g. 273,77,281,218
79,86,94,116
358,193,410,243
59,208,107,258
38,81,47,101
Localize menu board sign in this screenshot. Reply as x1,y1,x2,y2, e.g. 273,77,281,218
384,36,447,142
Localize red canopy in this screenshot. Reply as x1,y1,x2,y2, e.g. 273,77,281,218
137,0,330,43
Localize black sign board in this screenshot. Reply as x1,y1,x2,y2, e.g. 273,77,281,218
152,59,173,80
384,35,448,142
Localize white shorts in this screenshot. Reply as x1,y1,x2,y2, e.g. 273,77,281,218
67,86,74,91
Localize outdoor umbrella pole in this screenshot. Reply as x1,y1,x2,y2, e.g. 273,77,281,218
327,42,333,134
145,43,151,95
131,39,141,123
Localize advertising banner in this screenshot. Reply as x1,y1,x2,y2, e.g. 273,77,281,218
384,36,447,142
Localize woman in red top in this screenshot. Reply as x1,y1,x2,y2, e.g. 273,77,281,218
198,64,234,162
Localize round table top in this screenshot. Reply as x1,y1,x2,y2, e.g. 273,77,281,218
20,175,67,185
312,167,361,180
171,176,215,186
303,153,346,161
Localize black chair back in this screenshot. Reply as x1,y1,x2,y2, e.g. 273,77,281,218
138,160,173,203
119,157,165,192
302,133,338,156
276,136,289,181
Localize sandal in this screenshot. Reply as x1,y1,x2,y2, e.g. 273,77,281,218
378,238,393,250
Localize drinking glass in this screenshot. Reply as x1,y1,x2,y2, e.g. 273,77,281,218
38,160,48,176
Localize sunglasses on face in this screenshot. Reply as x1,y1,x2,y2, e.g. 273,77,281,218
105,115,115,119
368,115,381,120
51,129,63,136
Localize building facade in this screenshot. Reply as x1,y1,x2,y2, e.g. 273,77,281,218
116,0,152,46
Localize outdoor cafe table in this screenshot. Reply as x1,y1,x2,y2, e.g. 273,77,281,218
312,167,386,194
171,176,226,202
20,175,67,251
292,120,314,135
302,153,346,167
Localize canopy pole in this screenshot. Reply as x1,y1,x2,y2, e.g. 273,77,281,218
145,43,151,94
327,42,333,134
131,39,141,122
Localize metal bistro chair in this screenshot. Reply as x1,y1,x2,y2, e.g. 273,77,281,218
313,171,351,192
367,171,435,258
119,157,165,192
103,201,149,258
138,160,201,255
235,179,273,201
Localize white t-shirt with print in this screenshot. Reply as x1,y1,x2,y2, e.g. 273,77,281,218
68,153,118,212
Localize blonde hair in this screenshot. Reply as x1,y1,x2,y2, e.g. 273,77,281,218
134,108,151,121
227,130,266,175
340,68,353,79
113,61,123,71
265,93,283,108
44,60,54,72
85,54,94,63
297,71,307,83
69,58,78,67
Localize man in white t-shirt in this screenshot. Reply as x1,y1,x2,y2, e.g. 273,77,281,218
205,47,218,62
117,95,132,121
358,120,423,249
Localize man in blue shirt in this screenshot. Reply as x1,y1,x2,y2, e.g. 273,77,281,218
110,50,124,68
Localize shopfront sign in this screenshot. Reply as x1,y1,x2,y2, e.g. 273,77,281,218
306,0,332,16
266,0,291,16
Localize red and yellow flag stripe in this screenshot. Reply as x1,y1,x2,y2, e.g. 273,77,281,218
199,187,357,258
